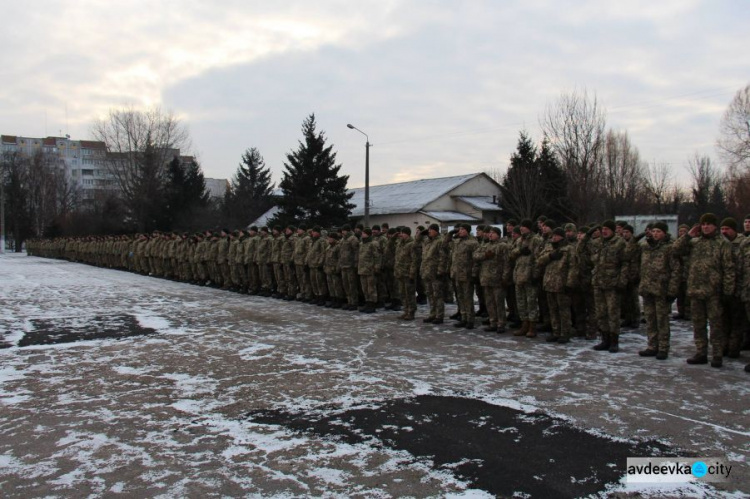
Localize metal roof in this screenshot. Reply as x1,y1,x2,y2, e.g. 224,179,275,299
456,196,500,211
420,211,481,222
349,173,481,217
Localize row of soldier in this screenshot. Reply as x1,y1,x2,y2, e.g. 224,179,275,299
26,214,750,373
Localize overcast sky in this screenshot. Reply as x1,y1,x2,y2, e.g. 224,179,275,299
1,0,748,188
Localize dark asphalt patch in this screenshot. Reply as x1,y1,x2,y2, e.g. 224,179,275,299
248,395,675,497
18,314,157,347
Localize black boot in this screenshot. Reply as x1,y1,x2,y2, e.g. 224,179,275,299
593,332,610,351
450,311,462,320
391,300,402,312
608,334,619,353
686,353,708,365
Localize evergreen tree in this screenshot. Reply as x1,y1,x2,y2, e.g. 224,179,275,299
272,114,354,227
165,156,210,230
537,137,572,223
500,131,543,221
225,147,275,227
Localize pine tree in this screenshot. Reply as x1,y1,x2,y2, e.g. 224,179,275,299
537,137,572,223
272,114,354,227
225,147,274,227
500,131,543,221
165,156,210,230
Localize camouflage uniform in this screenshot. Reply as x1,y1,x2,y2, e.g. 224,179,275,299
639,237,681,354
339,231,360,309
721,233,746,357
537,240,574,341
673,231,735,361
294,231,312,301
509,232,543,328
281,231,298,299
307,233,328,302
621,235,642,327
394,234,419,319
324,238,343,306
473,236,510,331
271,232,286,297
244,232,260,293
358,233,381,309
255,231,273,295
451,233,479,326
591,234,628,343
421,232,450,321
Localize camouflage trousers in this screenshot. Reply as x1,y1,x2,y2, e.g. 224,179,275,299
506,283,518,320
309,267,328,298
621,283,641,325
284,263,298,298
690,295,723,358
247,263,260,292
398,278,417,316
484,285,506,327
326,272,344,300
515,282,539,322
642,294,671,353
721,296,746,356
273,263,286,295
455,280,475,324
259,263,274,291
423,277,445,320
341,267,359,306
379,268,395,303
359,274,378,303
572,287,597,336
296,265,311,299
547,291,572,338
231,263,246,287
594,287,621,336
537,282,549,325
220,262,231,287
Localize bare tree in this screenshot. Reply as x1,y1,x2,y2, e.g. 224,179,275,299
643,161,673,214
540,88,606,223
91,106,191,232
686,153,726,218
601,129,647,217
717,83,750,170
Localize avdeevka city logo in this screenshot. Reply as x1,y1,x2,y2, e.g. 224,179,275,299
691,461,708,478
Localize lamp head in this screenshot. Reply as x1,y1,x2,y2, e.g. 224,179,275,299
347,124,354,129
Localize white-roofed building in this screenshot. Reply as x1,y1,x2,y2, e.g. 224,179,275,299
348,172,502,229
249,172,503,229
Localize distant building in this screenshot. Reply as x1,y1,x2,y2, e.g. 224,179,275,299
1,134,113,202
249,172,503,229
615,214,679,235
204,178,229,200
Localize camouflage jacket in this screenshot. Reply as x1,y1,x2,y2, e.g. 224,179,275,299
357,237,381,276
421,235,449,280
306,236,326,268
339,233,360,269
281,234,296,264
394,237,419,280
255,235,271,265
323,242,341,275
591,235,628,290
623,237,642,284
673,232,735,299
472,239,510,287
450,236,479,282
243,235,258,265
509,233,542,285
638,239,681,298
537,241,574,293
216,237,229,264
270,234,284,264
293,235,312,266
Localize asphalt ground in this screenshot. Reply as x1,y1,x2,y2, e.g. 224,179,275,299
1,253,748,497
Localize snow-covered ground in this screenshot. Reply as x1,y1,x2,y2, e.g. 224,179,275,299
1,253,748,497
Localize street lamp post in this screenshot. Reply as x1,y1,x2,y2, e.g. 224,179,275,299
347,124,370,227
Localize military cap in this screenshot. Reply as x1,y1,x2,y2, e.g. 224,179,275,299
507,218,518,226
564,223,577,232
579,225,589,233
363,227,372,235
537,215,547,222
745,214,750,221
646,223,654,230
287,225,296,232
249,226,258,232
461,223,472,231
372,224,381,231
601,220,616,232
652,221,668,233
520,219,534,230
356,223,364,230
490,226,502,235
615,220,627,227
298,224,307,231
679,223,690,230
312,225,322,233
341,224,352,231
417,225,425,232
623,224,635,233
329,232,340,240
428,223,440,232
260,226,269,233
552,227,565,237
512,226,521,234
381,222,390,229
721,217,737,231
401,226,412,235
700,213,718,226
273,225,282,232
387,227,397,235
